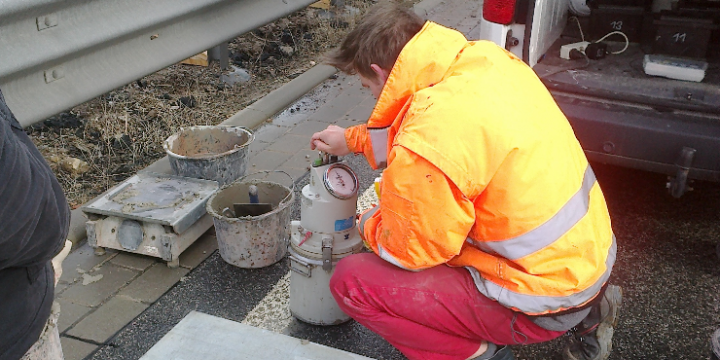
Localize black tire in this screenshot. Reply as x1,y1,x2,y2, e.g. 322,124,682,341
711,327,720,360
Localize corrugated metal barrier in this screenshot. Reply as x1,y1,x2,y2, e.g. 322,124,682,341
0,0,317,127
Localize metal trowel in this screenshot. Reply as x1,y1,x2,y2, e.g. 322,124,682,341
232,184,273,217
233,202,273,216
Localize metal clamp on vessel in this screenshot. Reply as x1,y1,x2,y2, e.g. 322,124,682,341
321,235,334,272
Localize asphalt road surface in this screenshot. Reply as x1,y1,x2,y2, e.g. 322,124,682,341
89,156,720,360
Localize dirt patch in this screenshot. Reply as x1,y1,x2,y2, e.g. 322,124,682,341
26,3,374,209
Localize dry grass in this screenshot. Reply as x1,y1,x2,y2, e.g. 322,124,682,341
29,2,373,208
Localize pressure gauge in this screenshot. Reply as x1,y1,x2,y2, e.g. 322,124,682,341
323,163,358,199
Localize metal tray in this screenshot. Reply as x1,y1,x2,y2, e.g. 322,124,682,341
82,172,219,233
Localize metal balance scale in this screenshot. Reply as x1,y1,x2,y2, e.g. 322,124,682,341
82,172,219,267
288,152,364,325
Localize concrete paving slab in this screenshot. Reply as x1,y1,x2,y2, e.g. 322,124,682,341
262,169,307,186
273,106,316,128
55,281,69,296
59,243,116,284
248,149,293,171
67,296,149,343
283,149,323,170
346,97,376,121
456,16,482,35
179,231,218,269
270,110,310,128
275,164,311,184
117,263,189,303
288,119,332,137
241,272,291,333
87,254,291,360
247,138,271,158
413,0,446,18
449,0,480,19
334,118,365,129
140,311,374,360
59,264,138,307
265,133,312,154
273,81,343,123
57,298,94,333
109,253,157,271
60,337,98,360
334,78,371,98
429,0,476,22
308,99,358,123
310,90,371,124
467,23,483,40
252,123,290,143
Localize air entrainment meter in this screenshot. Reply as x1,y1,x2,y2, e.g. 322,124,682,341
288,152,364,325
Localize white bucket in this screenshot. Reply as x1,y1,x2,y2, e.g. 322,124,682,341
206,173,294,268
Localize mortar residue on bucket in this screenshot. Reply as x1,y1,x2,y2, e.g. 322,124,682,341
164,125,253,186
206,179,294,268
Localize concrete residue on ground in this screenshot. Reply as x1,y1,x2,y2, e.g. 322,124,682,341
241,272,292,333
81,273,104,286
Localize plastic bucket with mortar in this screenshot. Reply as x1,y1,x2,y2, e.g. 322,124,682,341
206,172,295,268
164,125,254,186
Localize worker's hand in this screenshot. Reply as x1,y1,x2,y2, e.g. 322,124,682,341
52,240,72,286
310,125,350,156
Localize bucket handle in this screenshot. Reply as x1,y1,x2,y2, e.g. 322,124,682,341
236,170,295,205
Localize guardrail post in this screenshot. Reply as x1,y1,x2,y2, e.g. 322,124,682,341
208,42,230,70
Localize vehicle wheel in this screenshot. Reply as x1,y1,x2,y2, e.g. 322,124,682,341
711,327,720,360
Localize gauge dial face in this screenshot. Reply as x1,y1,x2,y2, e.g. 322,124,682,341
323,164,358,199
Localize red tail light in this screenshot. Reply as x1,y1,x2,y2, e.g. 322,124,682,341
483,0,517,25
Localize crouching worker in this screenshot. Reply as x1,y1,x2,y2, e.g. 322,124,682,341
310,3,622,360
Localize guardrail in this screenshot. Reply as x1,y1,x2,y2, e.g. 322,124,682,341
0,0,317,127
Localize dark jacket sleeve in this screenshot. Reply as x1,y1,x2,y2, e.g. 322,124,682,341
0,89,70,360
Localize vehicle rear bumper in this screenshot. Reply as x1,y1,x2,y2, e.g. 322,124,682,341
554,93,720,182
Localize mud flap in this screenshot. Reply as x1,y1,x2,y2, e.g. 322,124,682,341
667,147,696,198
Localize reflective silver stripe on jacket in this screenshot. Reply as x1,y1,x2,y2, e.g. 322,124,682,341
378,244,414,270
358,205,379,235
368,128,389,169
467,166,597,260
467,234,617,314
359,205,418,271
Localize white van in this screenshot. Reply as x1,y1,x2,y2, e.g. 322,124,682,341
478,0,719,197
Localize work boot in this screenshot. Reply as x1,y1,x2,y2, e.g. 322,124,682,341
469,344,515,360
711,327,720,360
563,285,623,360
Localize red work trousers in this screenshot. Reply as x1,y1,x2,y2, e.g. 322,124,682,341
329,253,566,360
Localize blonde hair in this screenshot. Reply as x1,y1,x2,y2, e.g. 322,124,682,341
324,1,424,79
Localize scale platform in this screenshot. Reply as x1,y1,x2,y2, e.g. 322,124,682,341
82,172,219,267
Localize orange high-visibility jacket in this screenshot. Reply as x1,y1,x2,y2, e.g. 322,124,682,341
348,22,616,316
